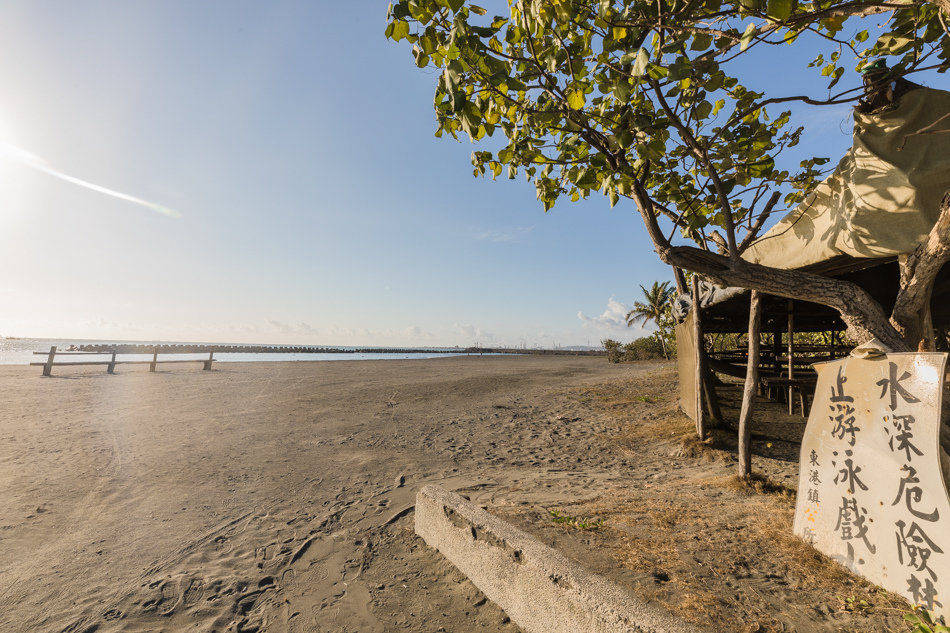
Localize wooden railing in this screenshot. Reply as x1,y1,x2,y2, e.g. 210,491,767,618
32,346,214,377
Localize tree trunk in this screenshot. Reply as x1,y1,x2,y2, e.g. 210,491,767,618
891,193,950,350
658,333,669,360
739,291,762,477
692,275,707,441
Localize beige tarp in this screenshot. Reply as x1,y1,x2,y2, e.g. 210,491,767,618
675,315,698,420
743,87,950,270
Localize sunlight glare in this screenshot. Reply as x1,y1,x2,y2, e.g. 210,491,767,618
0,128,181,219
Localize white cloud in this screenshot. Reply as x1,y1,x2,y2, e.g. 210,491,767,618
265,319,320,335
83,317,120,329
578,297,649,337
454,323,494,343
266,319,296,334
404,325,427,340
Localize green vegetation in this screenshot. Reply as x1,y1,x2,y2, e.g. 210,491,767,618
549,509,606,530
601,335,668,362
906,608,950,633
625,281,675,360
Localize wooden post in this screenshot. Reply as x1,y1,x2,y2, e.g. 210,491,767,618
203,351,214,371
150,350,158,372
692,275,706,440
739,291,762,477
672,266,688,295
108,349,117,374
787,300,795,415
772,321,782,377
703,367,724,426
42,345,56,377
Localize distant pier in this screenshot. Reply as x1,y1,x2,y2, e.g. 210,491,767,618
69,344,603,356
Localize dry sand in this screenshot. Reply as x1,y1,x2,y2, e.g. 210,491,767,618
0,356,911,633
0,356,653,633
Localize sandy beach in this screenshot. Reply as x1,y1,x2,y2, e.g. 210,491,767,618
0,355,914,633
1,355,657,633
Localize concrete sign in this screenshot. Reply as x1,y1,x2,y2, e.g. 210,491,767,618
794,352,950,617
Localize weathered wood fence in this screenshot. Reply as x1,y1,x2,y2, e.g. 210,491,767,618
32,346,214,376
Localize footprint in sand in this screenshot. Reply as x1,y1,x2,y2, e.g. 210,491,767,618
183,578,205,605
310,561,330,582
281,568,297,591
159,580,181,615
257,543,285,569
102,608,123,621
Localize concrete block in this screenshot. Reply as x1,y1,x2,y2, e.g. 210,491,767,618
415,484,704,633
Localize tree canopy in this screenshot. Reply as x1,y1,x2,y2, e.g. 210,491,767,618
386,0,950,350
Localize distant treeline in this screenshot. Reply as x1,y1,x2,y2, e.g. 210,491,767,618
465,348,604,356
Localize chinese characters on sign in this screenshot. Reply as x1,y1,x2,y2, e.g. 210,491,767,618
794,353,950,618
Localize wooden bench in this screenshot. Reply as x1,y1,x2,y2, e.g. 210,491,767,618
32,346,215,376
760,376,817,417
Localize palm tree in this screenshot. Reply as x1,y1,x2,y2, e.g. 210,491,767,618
626,281,675,359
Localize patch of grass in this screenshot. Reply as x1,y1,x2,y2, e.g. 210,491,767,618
549,509,605,531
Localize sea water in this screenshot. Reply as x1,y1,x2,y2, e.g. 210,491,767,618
0,337,472,366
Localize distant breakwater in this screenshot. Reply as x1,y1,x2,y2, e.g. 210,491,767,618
72,344,459,355
70,344,603,357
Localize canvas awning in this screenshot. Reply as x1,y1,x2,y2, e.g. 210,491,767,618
743,86,950,273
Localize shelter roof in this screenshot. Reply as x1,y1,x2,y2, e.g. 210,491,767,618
683,86,950,333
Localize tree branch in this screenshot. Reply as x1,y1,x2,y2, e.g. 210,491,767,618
890,191,950,346
738,191,781,253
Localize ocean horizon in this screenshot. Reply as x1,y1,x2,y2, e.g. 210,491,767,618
0,337,479,366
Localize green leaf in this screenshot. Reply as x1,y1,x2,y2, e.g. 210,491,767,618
618,129,633,149
740,22,756,52
420,33,437,54
385,19,411,42
470,4,487,15
748,156,775,177
695,100,712,120
821,15,845,35
413,46,430,68
766,0,794,21
614,79,632,102
567,90,586,110
690,33,713,51
631,48,650,77
608,187,619,207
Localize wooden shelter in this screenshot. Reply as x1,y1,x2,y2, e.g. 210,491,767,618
676,85,950,423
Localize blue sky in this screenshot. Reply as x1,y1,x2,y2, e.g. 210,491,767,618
0,1,864,347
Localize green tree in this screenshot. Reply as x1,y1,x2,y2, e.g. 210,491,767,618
386,0,950,352
626,281,675,359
